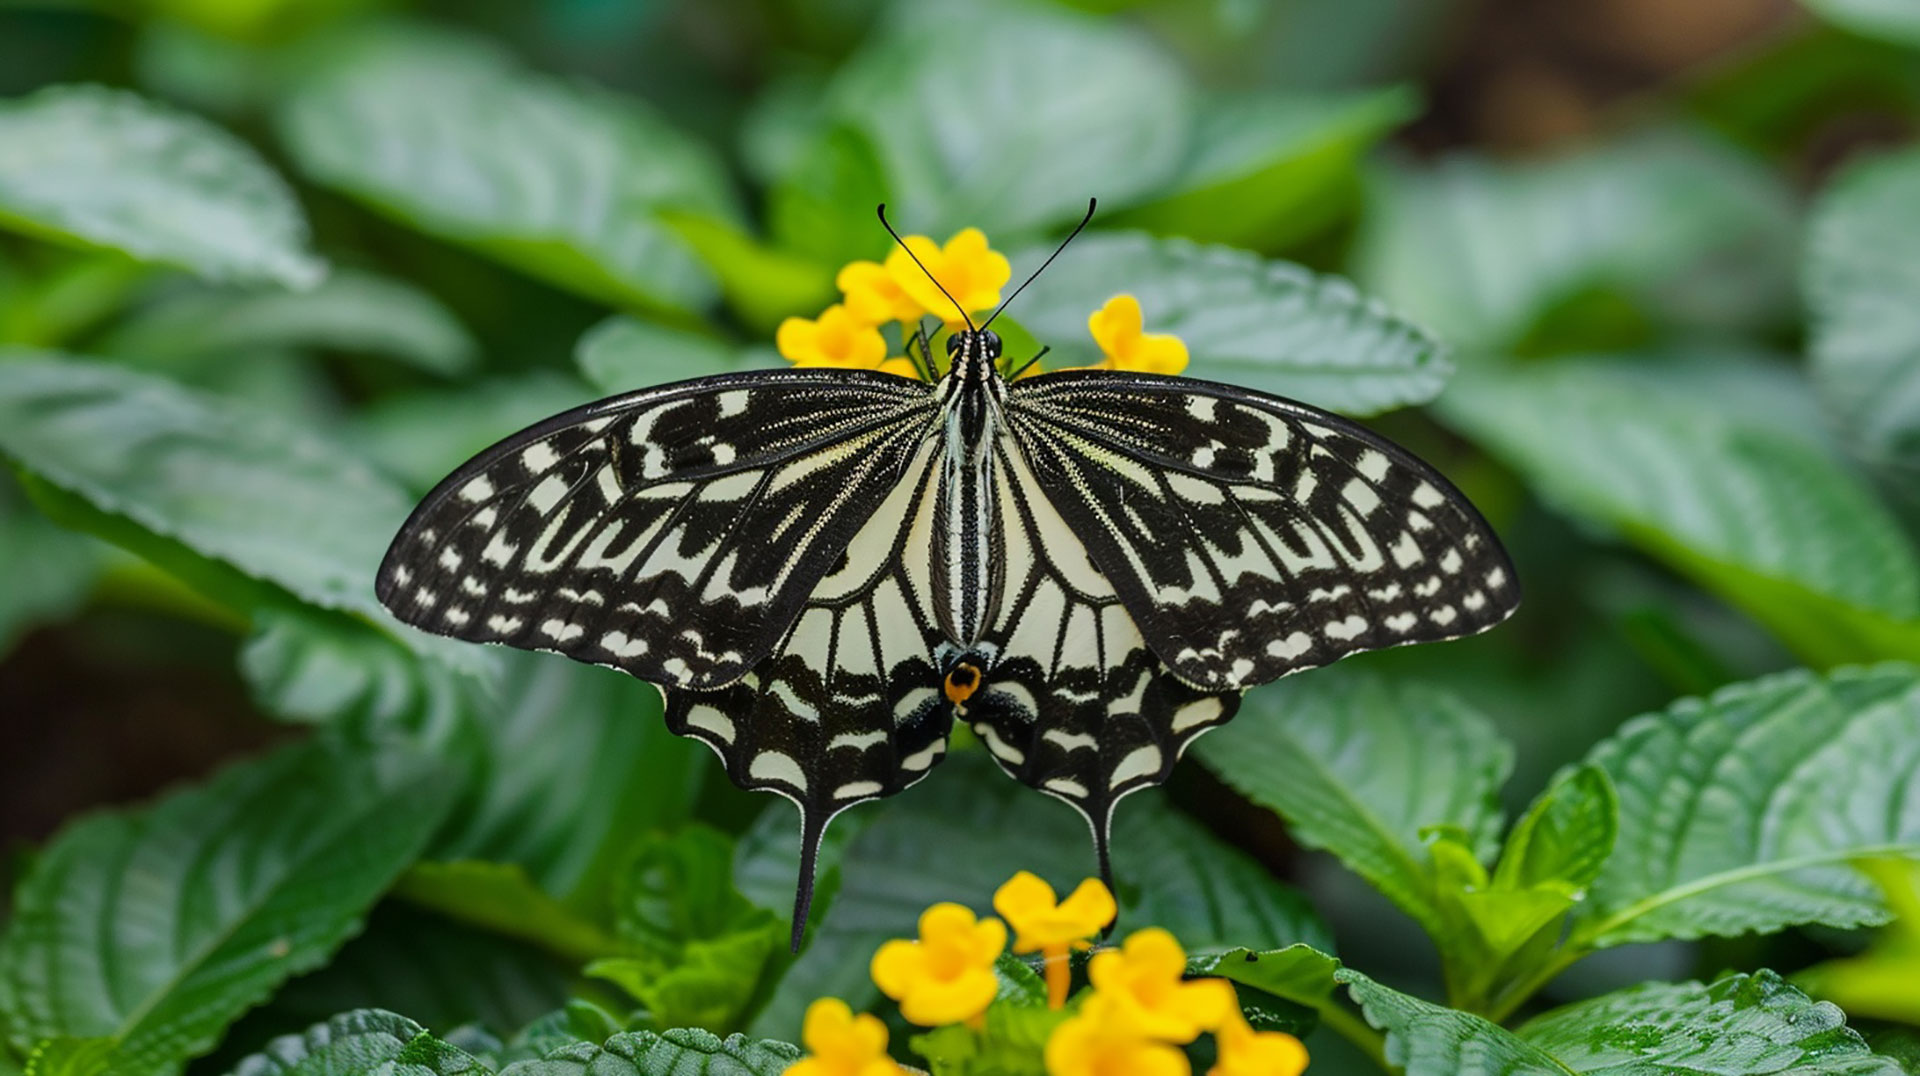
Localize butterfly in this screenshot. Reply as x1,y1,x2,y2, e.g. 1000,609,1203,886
377,204,1520,949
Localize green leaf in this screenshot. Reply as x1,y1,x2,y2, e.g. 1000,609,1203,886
1441,354,1920,665
1011,232,1451,415
1186,944,1340,1038
425,651,707,905
825,0,1190,239
98,268,478,377
743,753,1329,1038
0,85,323,289
236,904,569,1046
0,739,457,1076
278,25,736,315
764,122,890,269
0,354,437,644
495,1028,799,1076
0,474,101,655
1803,0,1920,48
1190,667,1512,934
1342,968,1899,1076
659,214,836,333
351,374,597,496
1807,147,1920,478
1796,859,1920,1025
1112,86,1419,249
588,827,780,1033
239,606,479,750
575,317,769,396
393,862,614,965
1579,664,1920,946
22,1038,114,1076
214,1009,482,1076
1358,132,1796,354
1493,764,1617,894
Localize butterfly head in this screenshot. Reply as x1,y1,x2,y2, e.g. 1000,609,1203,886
944,329,1002,381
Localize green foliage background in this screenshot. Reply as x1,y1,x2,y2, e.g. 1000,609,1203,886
2,0,1920,1073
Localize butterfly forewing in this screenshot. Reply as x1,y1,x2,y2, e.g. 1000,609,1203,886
376,370,937,688
1006,372,1520,691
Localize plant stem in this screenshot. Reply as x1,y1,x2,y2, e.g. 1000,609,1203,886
1484,948,1586,1024
1317,997,1392,1073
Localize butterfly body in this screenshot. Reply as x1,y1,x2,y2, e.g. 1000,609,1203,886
377,327,1518,945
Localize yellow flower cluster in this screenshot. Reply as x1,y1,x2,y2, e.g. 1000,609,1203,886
785,872,1306,1076
775,228,1188,380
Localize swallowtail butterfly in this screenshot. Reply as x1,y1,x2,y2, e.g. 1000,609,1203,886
377,207,1519,948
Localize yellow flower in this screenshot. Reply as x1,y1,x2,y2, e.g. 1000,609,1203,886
1086,928,1235,1043
777,304,889,369
876,357,923,380
787,998,906,1076
870,902,1007,1026
995,872,1116,1008
838,260,925,325
1209,1005,1309,1076
1086,294,1188,375
1045,992,1191,1076
884,228,1011,325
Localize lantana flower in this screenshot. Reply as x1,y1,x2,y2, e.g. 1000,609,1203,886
1086,928,1236,1042
884,228,1011,325
787,998,906,1076
993,871,1116,1008
1086,294,1189,375
870,902,1007,1026
1209,1004,1310,1076
1045,992,1192,1076
838,259,926,325
776,304,889,369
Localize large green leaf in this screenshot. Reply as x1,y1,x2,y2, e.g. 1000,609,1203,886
0,85,324,289
234,904,569,1048
1442,354,1920,665
1358,132,1796,354
424,650,707,905
394,862,613,965
278,25,735,314
0,740,457,1076
0,354,418,629
1342,969,1899,1076
1112,86,1419,249
497,1029,798,1076
0,474,100,654
1577,663,1920,946
742,753,1329,1039
1010,232,1450,414
575,317,769,395
350,374,596,496
822,0,1190,240
1806,147,1920,478
1802,0,1920,48
214,1009,476,1076
1190,667,1511,933
98,268,478,377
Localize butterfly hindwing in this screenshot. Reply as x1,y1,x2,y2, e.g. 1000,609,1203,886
1006,371,1520,691
960,439,1240,873
377,370,937,688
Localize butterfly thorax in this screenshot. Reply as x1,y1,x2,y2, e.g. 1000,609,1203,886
931,330,1009,649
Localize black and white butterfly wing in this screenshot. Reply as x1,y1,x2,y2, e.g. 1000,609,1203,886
376,369,937,690
962,439,1241,877
661,440,954,944
1005,371,1520,692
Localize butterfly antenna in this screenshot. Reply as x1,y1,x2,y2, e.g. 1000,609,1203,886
1008,345,1050,380
981,197,1097,332
878,204,974,331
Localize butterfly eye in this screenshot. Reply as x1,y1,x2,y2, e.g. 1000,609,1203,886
981,331,1002,360
945,334,967,357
